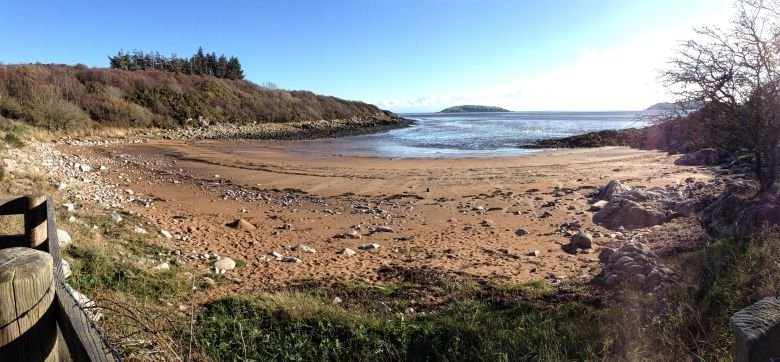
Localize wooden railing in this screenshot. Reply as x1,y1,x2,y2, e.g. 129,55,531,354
0,195,119,361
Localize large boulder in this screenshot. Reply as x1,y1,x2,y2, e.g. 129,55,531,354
593,198,667,230
595,180,631,201
675,148,720,166
698,181,759,237
599,242,675,292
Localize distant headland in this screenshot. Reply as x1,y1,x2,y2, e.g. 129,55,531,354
439,105,510,113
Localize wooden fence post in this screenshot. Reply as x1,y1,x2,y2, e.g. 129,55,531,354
0,247,58,361
24,194,48,248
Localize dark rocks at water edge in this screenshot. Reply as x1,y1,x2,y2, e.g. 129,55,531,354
152,113,413,141
526,128,648,149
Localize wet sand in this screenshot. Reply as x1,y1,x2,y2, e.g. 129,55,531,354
78,139,711,293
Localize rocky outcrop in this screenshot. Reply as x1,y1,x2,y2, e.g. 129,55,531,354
594,198,668,230
591,179,722,230
674,148,721,166
599,242,675,292
698,180,780,238
594,180,631,201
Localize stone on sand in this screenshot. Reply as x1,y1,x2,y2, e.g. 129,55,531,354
228,219,256,230
570,232,593,249
282,256,302,263
294,244,317,253
360,243,380,250
339,248,357,256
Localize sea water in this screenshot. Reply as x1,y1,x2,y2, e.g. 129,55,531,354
335,111,655,158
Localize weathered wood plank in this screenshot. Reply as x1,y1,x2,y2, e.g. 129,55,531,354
45,197,114,361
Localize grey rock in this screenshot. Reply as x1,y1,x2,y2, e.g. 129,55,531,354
294,244,316,253
593,198,667,230
595,180,631,201
339,248,356,256
570,232,593,249
57,229,72,247
214,257,236,271
675,148,720,166
282,256,302,263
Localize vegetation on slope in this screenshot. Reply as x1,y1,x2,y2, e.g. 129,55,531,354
0,64,401,132
439,105,510,113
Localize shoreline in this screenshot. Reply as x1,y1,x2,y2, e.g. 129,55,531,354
144,113,414,141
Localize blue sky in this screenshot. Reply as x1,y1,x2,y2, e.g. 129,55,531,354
1,0,733,112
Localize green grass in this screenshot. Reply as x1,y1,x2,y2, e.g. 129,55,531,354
195,292,603,361
190,228,780,361
3,132,24,148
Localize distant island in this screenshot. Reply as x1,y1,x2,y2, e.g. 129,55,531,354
439,105,510,113
645,101,702,111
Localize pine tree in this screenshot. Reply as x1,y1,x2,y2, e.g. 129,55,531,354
216,55,228,78
226,56,244,80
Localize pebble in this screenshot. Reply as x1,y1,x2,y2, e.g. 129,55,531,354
160,230,173,239
61,259,72,279
57,229,72,247
374,226,394,233
62,203,76,212
293,244,316,253
152,262,170,272
376,301,392,313
359,243,380,250
109,211,123,223
339,248,356,256
214,257,237,271
515,228,529,236
202,277,216,288
282,256,302,263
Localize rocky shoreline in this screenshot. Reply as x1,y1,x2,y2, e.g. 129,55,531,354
145,113,413,141
524,128,648,149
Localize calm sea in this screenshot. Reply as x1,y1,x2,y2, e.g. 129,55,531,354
324,111,655,158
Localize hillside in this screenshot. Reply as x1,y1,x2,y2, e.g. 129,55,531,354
0,64,407,133
645,101,702,111
439,105,510,113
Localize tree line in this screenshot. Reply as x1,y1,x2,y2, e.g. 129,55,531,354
108,47,244,80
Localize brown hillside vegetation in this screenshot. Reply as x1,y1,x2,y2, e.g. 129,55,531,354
0,64,396,131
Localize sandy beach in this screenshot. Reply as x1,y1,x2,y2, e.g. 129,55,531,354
68,139,711,295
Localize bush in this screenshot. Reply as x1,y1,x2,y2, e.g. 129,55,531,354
3,133,24,148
